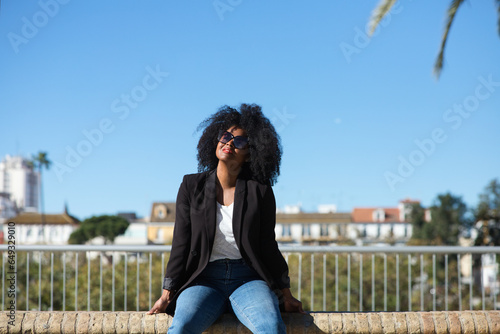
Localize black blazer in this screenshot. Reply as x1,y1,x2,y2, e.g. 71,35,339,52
162,169,290,315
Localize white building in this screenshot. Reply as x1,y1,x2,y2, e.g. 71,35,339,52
274,200,424,245
8,206,79,244
0,155,39,211
275,209,351,244
351,200,419,245
0,192,17,224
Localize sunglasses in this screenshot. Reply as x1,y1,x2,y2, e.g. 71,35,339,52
219,131,249,149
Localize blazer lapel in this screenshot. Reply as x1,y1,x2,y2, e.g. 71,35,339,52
232,176,247,248
204,170,217,252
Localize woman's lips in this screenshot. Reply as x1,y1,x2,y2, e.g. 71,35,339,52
222,148,233,154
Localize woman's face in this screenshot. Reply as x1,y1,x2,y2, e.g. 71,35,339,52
216,126,249,168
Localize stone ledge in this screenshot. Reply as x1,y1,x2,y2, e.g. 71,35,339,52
1,311,500,334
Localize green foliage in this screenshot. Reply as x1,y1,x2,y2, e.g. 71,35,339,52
429,193,468,245
69,215,130,244
409,192,468,246
408,203,427,241
474,179,500,246
32,152,51,171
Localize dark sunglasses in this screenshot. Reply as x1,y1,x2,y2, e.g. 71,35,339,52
219,131,249,149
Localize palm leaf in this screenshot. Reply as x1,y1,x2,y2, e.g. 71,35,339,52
434,0,466,78
368,0,399,36
496,0,500,36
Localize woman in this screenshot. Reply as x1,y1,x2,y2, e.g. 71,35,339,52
148,103,304,333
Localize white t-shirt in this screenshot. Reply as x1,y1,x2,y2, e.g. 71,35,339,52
209,202,242,262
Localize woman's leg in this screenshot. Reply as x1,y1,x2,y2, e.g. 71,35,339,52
168,285,226,334
229,280,286,334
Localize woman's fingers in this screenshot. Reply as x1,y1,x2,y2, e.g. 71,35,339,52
147,298,169,314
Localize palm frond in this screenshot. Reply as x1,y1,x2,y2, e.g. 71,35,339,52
434,0,466,78
368,0,399,36
496,0,500,36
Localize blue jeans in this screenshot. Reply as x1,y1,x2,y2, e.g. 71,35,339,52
168,259,286,334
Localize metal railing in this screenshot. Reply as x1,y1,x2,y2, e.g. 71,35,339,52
1,245,499,312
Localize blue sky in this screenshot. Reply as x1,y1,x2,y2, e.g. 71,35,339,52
1,0,499,220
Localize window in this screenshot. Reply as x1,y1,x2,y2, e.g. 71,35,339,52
361,225,367,238
156,204,167,219
156,229,164,241
282,225,291,237
320,224,329,237
373,208,385,222
302,225,311,237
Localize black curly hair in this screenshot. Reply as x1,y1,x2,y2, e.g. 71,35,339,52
196,103,282,186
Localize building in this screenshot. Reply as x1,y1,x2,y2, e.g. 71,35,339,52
460,221,500,293
350,199,421,245
0,192,17,223
143,199,425,246
113,222,149,245
147,202,176,244
113,212,149,245
275,204,352,244
276,210,352,244
0,155,39,211
7,206,80,244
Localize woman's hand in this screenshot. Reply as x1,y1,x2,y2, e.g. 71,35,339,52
281,288,306,314
147,289,173,315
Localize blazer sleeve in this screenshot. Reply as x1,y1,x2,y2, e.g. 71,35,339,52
162,175,191,291
259,185,291,289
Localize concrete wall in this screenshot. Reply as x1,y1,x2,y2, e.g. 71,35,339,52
2,311,500,333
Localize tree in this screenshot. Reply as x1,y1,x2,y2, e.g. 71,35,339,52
409,192,469,245
474,179,500,246
69,215,130,244
31,151,51,243
368,0,500,78
406,202,428,243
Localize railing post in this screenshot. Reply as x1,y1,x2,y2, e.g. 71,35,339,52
137,252,140,311
335,254,338,312
100,252,103,311
458,254,462,311
63,252,66,311
124,252,128,312
87,252,90,311
75,252,78,311
371,254,375,312
432,254,436,311
408,254,411,311
347,253,351,312
51,252,54,311
310,254,314,311
26,252,29,310
359,254,363,312
396,254,399,312
384,254,387,311
445,254,448,311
